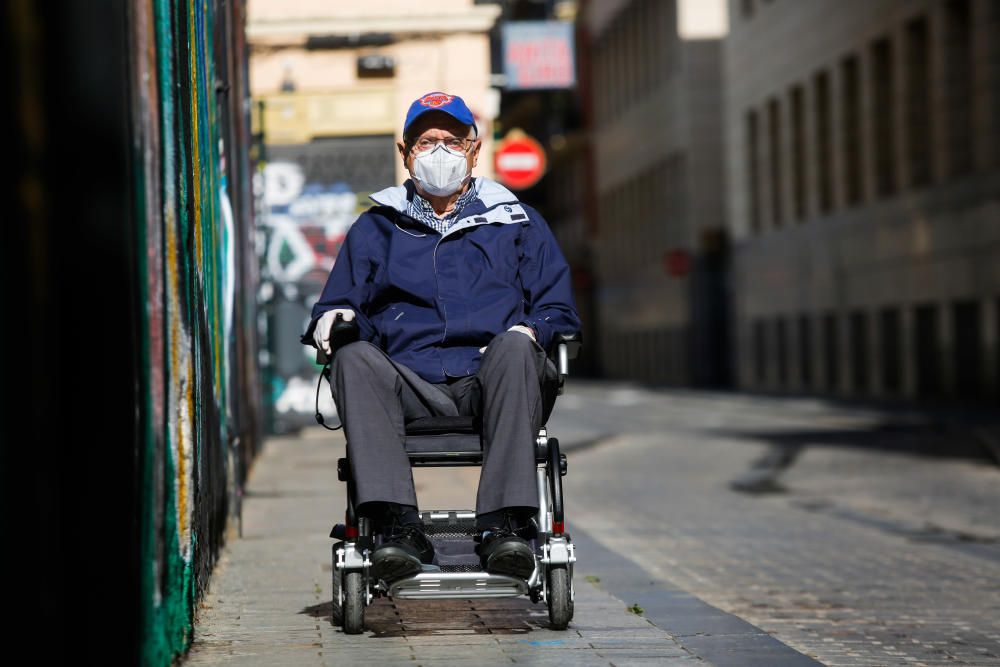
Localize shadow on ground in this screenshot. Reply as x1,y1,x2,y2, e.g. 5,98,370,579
720,419,997,495
302,597,553,637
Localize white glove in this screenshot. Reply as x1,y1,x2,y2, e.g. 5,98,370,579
479,325,536,354
313,308,355,355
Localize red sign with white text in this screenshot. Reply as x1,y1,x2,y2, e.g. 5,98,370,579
494,134,547,190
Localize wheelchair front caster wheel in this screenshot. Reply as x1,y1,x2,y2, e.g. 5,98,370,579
547,565,573,630
342,571,366,634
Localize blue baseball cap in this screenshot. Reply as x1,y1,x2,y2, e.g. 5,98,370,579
403,91,477,138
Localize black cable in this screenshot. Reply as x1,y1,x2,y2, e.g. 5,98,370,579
314,360,343,430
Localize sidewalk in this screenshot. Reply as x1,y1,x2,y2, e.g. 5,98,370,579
180,428,707,666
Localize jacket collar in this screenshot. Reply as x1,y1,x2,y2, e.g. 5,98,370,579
369,177,520,216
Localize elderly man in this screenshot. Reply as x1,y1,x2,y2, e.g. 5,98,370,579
301,91,581,584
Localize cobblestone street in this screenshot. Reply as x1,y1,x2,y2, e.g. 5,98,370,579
181,429,725,667
558,383,1000,667
182,382,1000,666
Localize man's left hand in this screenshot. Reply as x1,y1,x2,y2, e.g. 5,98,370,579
479,325,536,353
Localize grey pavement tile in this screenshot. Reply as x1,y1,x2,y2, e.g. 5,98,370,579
506,657,613,666
557,390,1000,667
591,647,694,657
584,638,687,649
400,635,511,646
401,661,516,666
191,414,1000,667
186,647,324,666
409,659,516,665
493,637,596,649
679,633,826,667
574,628,666,638
607,660,704,667
412,647,511,659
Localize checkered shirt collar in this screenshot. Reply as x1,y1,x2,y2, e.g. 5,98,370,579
406,179,480,234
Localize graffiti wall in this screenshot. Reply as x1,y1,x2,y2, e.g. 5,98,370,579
130,0,260,664
256,135,395,432
2,1,258,662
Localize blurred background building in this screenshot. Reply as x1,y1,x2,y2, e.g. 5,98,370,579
577,0,730,386
486,0,595,375
725,0,1000,404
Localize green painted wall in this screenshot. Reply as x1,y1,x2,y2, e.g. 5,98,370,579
2,0,259,660
129,1,261,664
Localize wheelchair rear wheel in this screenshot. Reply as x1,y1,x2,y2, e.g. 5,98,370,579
342,571,366,634
547,565,573,629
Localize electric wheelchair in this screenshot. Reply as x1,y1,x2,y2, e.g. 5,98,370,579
316,315,581,634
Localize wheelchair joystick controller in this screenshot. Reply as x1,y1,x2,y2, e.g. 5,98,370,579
314,311,361,430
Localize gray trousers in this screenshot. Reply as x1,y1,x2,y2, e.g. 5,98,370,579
330,330,557,517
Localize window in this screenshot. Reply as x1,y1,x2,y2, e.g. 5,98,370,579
824,312,840,391
608,17,622,120
595,38,608,125
905,15,933,187
746,109,761,232
814,71,834,213
914,304,942,397
768,98,783,226
880,308,902,394
776,317,788,386
639,0,654,93
953,300,982,398
661,0,678,78
944,0,974,176
841,55,864,205
799,314,813,389
850,310,870,393
871,37,897,197
790,85,807,220
626,2,640,107
754,320,767,384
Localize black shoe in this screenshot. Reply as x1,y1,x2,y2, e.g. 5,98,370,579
370,523,434,584
474,516,536,580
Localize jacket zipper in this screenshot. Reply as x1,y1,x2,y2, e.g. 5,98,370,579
429,206,521,375
432,234,447,345
432,215,491,346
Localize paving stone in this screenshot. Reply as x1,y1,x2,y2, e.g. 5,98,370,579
183,430,716,666
557,383,1000,667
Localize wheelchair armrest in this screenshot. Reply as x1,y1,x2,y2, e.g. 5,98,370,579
548,331,582,361
547,331,583,395
315,315,360,365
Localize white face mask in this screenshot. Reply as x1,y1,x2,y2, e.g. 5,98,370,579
411,143,470,197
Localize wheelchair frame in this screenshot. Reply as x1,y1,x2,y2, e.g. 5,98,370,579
318,322,581,634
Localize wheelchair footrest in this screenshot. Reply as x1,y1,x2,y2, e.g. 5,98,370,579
421,509,481,572
419,510,478,537
388,571,529,599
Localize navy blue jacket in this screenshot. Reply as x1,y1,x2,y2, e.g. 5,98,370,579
300,177,581,383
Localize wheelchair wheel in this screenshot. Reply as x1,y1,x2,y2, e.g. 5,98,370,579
331,568,343,626
547,565,573,630
342,571,366,634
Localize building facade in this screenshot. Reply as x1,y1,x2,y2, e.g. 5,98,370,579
580,0,730,385
726,0,1000,402
249,0,500,186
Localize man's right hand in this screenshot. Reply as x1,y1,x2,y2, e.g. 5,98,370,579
313,308,356,355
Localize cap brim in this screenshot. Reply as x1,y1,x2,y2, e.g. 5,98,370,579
405,108,477,137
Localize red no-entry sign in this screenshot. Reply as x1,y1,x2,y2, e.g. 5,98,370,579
494,132,547,190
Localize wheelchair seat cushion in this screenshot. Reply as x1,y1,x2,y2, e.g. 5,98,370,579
401,412,548,464
404,416,478,435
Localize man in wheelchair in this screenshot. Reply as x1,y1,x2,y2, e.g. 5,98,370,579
301,91,582,587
